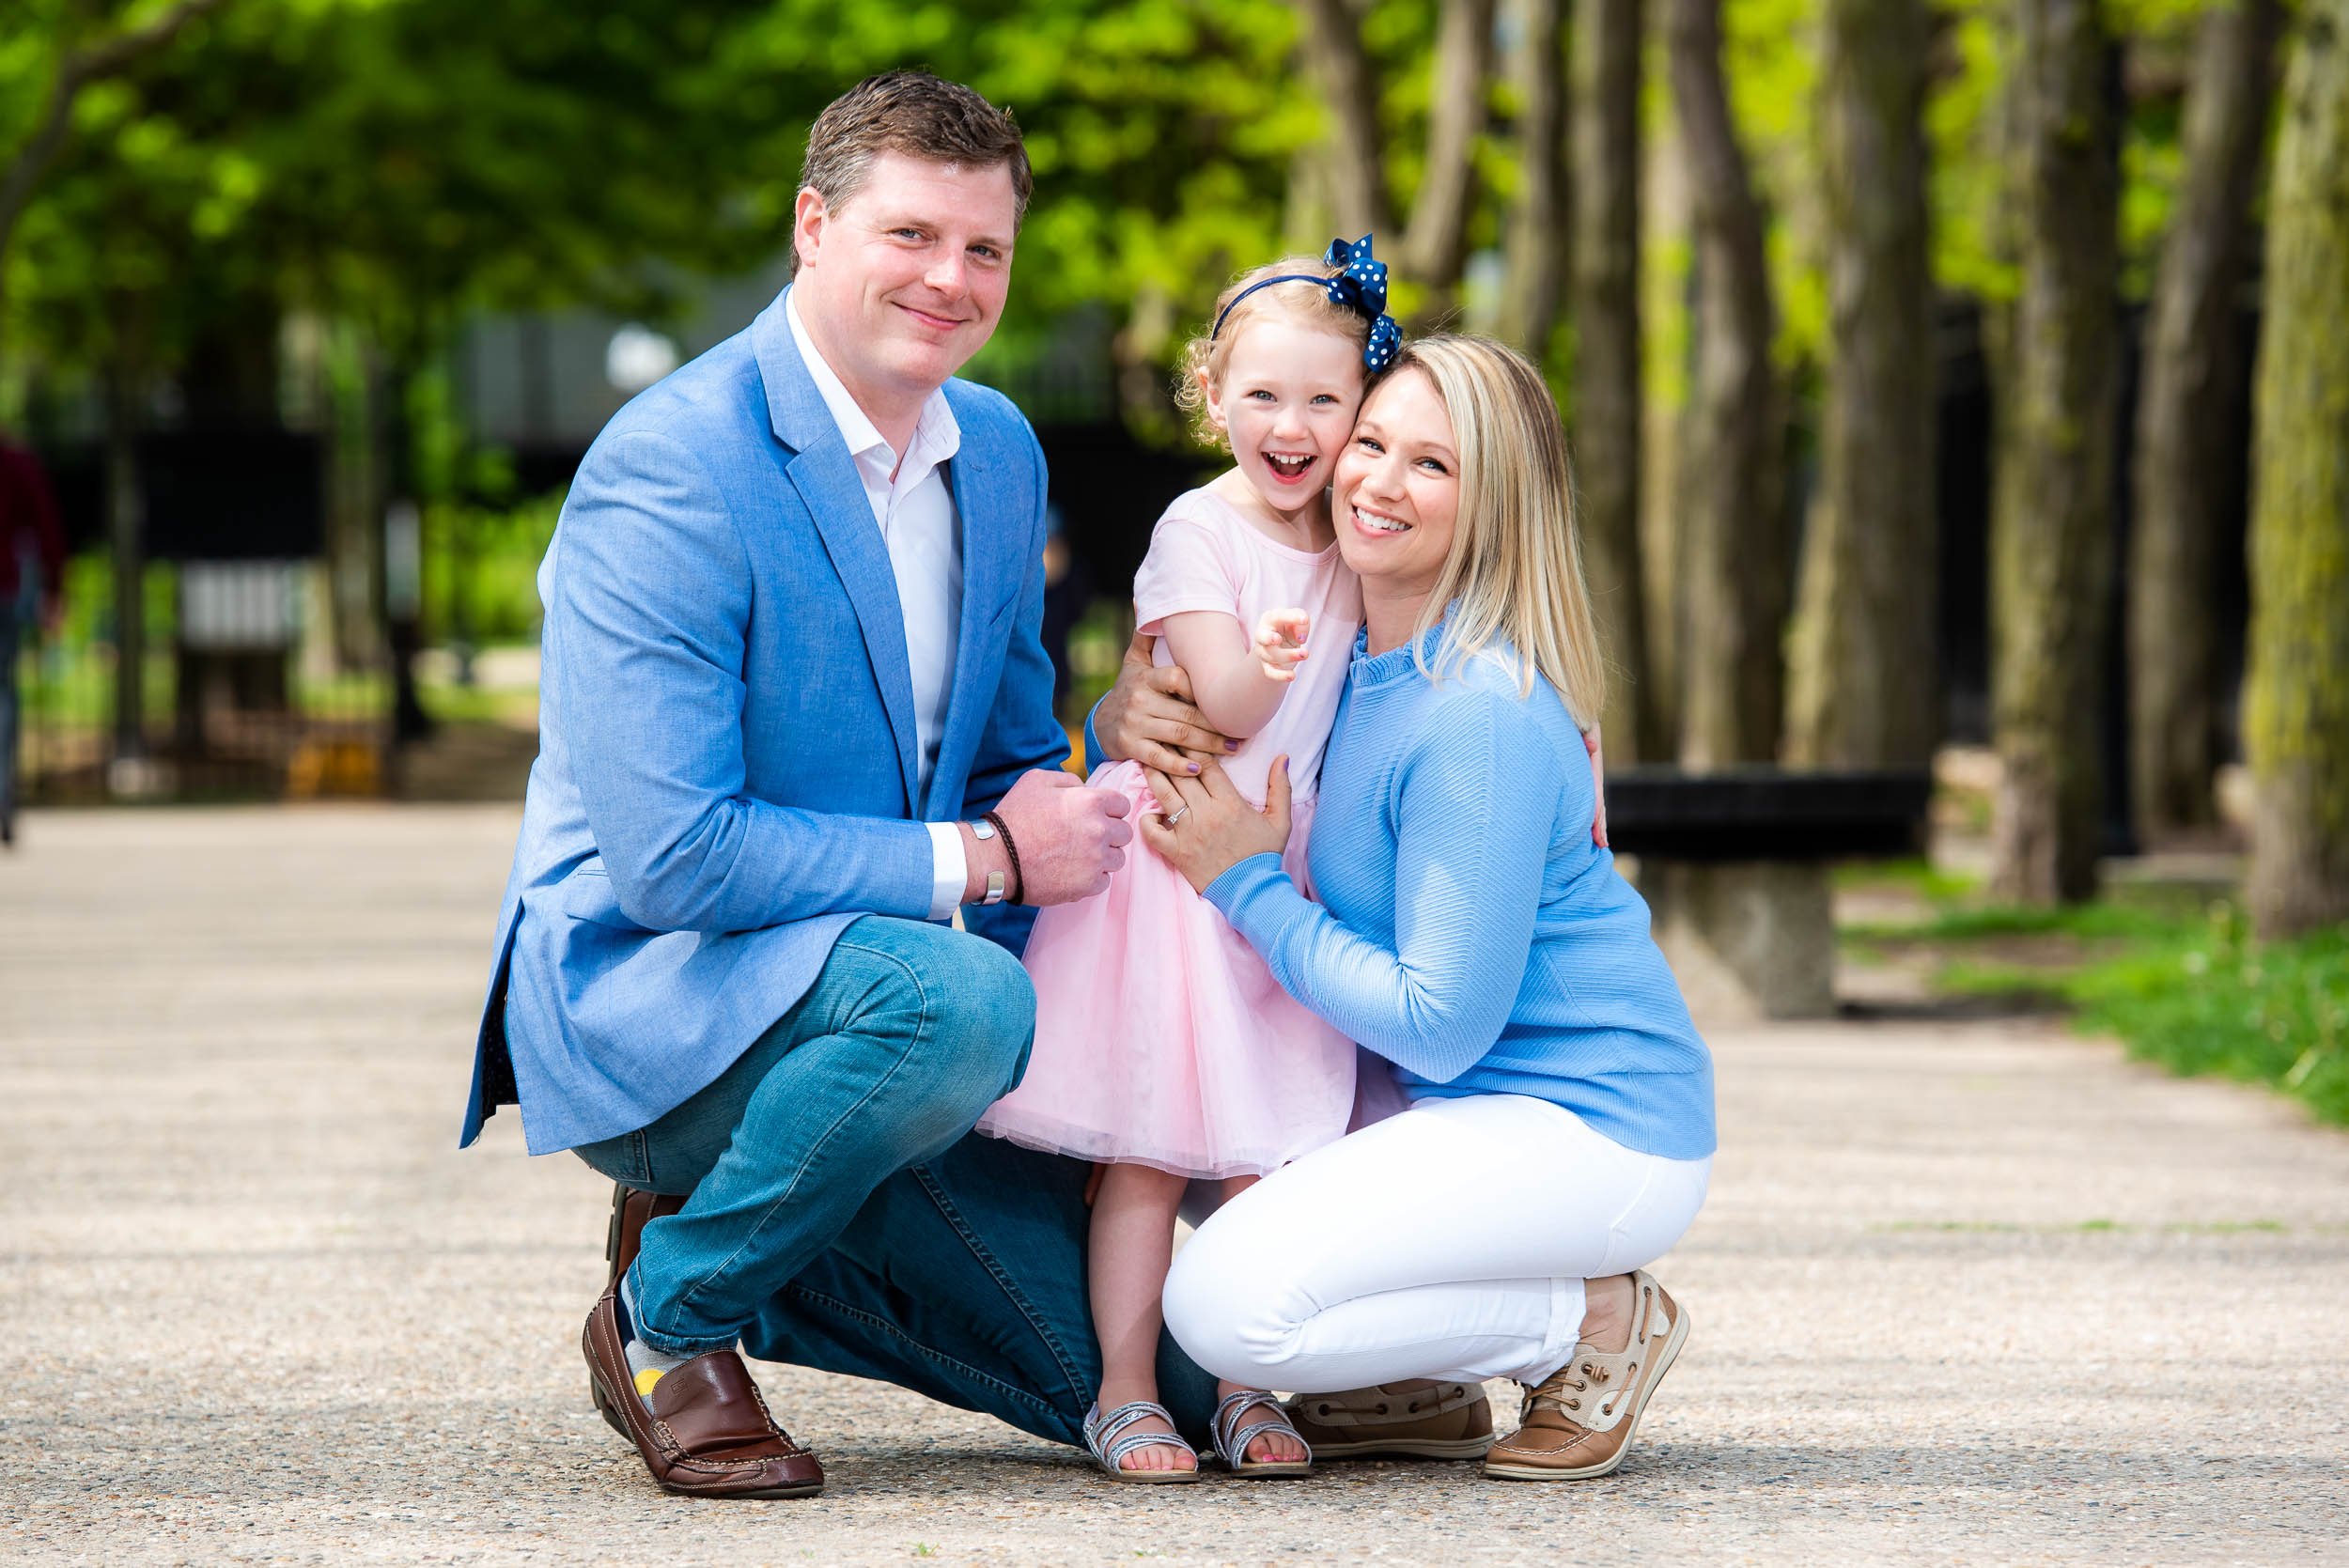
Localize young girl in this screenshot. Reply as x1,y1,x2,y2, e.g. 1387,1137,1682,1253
976,240,1400,1483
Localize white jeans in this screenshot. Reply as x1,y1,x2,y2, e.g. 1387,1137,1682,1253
1163,1094,1711,1389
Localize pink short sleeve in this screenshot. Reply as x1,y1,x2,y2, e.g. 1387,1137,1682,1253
1131,508,1241,636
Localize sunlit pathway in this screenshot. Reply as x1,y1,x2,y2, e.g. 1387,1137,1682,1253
4,805,2344,1564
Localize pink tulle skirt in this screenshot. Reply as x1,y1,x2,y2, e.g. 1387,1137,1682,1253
975,760,1360,1178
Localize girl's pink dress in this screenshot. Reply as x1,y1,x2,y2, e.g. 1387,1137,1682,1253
976,489,1364,1178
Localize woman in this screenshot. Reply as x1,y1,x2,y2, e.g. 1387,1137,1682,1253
1112,334,1717,1481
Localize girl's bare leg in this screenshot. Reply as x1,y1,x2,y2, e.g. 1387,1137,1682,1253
1090,1162,1194,1472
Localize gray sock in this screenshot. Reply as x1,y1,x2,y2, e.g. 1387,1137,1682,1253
617,1272,695,1409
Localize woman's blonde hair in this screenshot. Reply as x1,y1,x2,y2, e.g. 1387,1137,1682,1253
1173,256,1372,446
1388,334,1608,728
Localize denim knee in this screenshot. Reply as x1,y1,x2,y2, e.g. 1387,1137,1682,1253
842,919,1036,1120
924,929,1038,1106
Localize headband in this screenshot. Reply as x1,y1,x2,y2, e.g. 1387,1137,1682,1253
1208,234,1402,373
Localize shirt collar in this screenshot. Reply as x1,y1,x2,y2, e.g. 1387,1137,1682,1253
785,289,960,474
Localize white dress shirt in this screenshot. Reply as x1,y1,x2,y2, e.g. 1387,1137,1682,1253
786,293,969,919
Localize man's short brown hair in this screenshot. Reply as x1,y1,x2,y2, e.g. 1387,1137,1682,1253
791,71,1033,275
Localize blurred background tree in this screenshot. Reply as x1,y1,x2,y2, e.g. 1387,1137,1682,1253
0,0,2340,933
1783,0,1935,774
1987,0,2122,905
2244,0,2348,939
2128,0,2279,846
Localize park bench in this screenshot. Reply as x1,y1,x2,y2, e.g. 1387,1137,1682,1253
1605,766,1935,1019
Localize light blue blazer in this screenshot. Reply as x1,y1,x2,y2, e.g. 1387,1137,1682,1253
461,288,1066,1154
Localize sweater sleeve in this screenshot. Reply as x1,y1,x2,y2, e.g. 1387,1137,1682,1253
1204,690,1549,1083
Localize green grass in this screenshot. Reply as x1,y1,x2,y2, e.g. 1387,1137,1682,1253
1832,856,1982,902
1849,886,2349,1129
2065,911,2349,1126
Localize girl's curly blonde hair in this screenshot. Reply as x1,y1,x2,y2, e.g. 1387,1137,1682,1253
1173,256,1374,447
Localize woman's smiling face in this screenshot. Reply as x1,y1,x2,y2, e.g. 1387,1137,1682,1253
1332,367,1460,603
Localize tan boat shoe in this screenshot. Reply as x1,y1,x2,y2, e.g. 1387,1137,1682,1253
1281,1380,1494,1460
1484,1270,1688,1482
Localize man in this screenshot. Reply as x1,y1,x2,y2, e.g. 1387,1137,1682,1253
465,71,1494,1501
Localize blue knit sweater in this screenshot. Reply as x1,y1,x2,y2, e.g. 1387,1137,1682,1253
1200,624,1718,1160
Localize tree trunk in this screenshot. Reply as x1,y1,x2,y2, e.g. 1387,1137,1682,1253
1292,0,1394,238
1284,143,1335,256
1990,0,2122,904
1499,0,1569,360
1401,0,1500,309
1785,0,1937,768
1668,0,1784,768
326,322,384,670
1641,101,1693,753
2128,0,2281,843
2244,0,2349,939
1571,0,1661,758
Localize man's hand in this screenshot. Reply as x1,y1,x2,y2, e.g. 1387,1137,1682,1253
990,768,1133,906
1095,630,1236,776
1252,608,1310,684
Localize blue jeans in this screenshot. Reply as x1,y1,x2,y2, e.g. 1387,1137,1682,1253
572,914,1217,1448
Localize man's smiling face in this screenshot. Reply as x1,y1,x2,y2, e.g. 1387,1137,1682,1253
791,150,1018,414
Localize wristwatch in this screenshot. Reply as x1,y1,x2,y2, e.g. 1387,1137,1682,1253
969,818,1007,906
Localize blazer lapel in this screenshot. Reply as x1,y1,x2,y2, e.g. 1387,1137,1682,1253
926,422,1014,817
754,291,922,814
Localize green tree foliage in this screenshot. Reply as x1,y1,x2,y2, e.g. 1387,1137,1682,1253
4,0,2326,877
4,0,790,377
2,0,2241,403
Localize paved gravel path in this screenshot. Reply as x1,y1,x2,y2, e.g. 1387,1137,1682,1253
4,805,2344,1565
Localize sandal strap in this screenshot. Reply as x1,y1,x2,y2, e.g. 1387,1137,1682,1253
1083,1399,1197,1471
1211,1388,1311,1467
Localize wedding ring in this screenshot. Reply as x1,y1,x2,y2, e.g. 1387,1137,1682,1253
1165,805,1190,825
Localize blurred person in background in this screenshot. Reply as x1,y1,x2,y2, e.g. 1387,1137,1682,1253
0,430,67,846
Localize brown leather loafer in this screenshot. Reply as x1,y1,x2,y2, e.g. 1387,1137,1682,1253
1484,1270,1688,1481
593,1185,689,1443
582,1289,825,1498
606,1182,687,1295
1282,1380,1493,1459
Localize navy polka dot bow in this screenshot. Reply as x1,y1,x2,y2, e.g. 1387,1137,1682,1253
1209,232,1405,373
1321,235,1402,372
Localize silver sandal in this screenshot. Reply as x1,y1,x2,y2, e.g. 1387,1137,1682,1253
1212,1388,1314,1477
1082,1399,1201,1483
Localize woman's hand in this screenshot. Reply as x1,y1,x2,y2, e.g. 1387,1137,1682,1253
1139,755,1293,893
1095,630,1237,776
